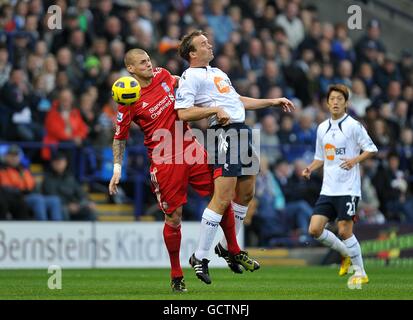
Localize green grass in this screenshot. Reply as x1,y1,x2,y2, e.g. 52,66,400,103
0,266,412,300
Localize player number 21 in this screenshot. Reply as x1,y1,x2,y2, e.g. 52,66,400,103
346,198,356,216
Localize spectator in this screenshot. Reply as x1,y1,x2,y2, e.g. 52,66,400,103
42,152,96,221
358,164,386,224
258,114,281,166
275,2,304,50
272,159,313,242
0,68,43,141
206,0,233,50
0,145,63,221
355,19,386,62
254,156,288,245
42,88,88,160
372,152,413,223
349,78,371,117
294,110,317,147
0,43,11,87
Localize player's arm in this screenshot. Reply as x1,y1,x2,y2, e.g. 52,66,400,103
109,105,131,195
303,124,324,179
240,96,295,112
340,151,376,170
302,160,324,180
175,72,230,125
176,106,229,125
173,75,180,88
109,138,126,195
340,124,378,170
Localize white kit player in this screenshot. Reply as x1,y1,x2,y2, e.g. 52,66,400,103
302,84,378,286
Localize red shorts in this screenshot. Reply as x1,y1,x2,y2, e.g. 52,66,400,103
149,143,213,214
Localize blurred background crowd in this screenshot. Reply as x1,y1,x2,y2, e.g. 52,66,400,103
0,0,412,247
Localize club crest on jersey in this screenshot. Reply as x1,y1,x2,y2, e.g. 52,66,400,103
117,112,123,122
161,82,170,93
168,92,175,101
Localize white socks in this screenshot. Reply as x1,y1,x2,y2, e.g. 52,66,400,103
220,201,248,250
343,235,366,276
195,208,222,260
316,229,349,257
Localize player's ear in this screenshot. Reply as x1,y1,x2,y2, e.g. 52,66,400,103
189,51,197,59
126,65,134,74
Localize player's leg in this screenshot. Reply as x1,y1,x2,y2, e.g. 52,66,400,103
150,163,188,292
337,203,368,284
309,214,350,257
187,158,241,257
219,175,255,250
216,175,260,272
163,207,187,292
189,176,237,284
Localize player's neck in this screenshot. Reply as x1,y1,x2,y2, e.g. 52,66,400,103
189,58,209,68
331,112,346,121
135,76,152,88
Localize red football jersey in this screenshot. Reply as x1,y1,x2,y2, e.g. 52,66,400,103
114,67,194,162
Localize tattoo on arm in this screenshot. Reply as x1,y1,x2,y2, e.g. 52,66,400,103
113,139,126,165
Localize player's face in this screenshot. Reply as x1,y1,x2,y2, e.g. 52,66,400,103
191,35,214,64
327,90,347,119
127,53,154,80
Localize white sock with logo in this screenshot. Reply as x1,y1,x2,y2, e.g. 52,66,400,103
316,229,349,257
195,208,223,260
343,235,366,276
220,201,248,250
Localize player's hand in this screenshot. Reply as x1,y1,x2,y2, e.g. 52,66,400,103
109,171,121,195
302,167,311,180
216,109,231,126
273,97,295,112
340,158,357,170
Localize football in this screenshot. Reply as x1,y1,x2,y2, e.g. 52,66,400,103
111,76,141,105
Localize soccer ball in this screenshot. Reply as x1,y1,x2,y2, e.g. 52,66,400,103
111,76,141,105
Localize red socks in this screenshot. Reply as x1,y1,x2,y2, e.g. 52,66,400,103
163,223,183,279
220,205,241,255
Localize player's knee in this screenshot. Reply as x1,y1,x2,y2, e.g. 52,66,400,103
165,211,182,227
338,229,352,240
237,189,254,205
308,225,322,238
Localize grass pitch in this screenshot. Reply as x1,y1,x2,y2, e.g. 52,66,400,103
1,266,412,300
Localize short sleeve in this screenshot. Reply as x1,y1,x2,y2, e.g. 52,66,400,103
355,122,378,153
174,70,200,110
314,125,324,161
113,104,131,140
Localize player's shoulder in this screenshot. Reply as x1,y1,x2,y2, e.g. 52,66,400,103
317,119,330,132
153,67,170,79
181,67,206,80
343,115,364,131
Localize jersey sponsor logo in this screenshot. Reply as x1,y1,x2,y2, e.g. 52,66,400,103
168,92,175,102
117,112,123,122
149,95,171,119
325,143,346,160
214,76,230,94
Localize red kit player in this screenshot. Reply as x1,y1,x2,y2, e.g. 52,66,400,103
108,49,259,292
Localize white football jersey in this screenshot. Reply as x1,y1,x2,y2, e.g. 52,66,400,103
174,66,245,126
314,114,378,197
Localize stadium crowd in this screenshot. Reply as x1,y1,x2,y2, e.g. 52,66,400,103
0,0,412,246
